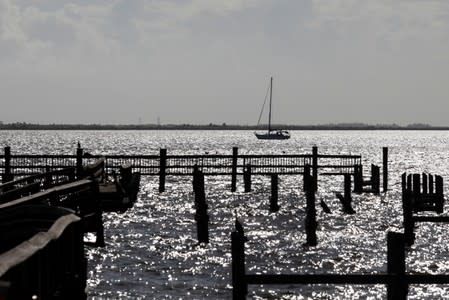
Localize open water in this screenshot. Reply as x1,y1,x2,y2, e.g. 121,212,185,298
2,130,449,299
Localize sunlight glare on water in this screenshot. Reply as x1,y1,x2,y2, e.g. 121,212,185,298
2,130,449,299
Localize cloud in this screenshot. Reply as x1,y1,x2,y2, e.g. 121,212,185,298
0,0,449,124
307,0,449,45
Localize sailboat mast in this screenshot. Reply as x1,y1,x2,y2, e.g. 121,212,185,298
268,76,272,132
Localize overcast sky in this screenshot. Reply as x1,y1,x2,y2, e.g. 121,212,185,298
1,0,448,125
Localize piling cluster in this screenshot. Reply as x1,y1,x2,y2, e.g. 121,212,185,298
0,146,141,299
3,144,449,299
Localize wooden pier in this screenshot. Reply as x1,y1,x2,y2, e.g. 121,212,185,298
0,146,389,193
401,172,446,245
0,205,87,299
0,145,392,298
231,228,449,299
0,157,142,297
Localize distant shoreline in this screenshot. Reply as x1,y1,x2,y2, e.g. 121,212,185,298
0,123,447,130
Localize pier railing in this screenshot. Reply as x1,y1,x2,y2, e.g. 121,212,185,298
0,146,362,178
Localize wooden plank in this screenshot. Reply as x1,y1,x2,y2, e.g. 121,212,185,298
0,179,92,209
0,167,75,191
246,274,390,285
246,274,449,285
0,214,80,276
413,216,449,223
0,182,40,202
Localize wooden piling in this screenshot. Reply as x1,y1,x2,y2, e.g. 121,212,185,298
353,165,363,193
371,164,380,194
312,146,318,192
3,146,12,183
387,232,407,300
344,173,351,200
95,212,105,247
336,174,355,214
159,148,167,193
383,147,388,192
422,173,428,194
436,175,444,213
406,174,412,193
429,174,434,194
402,173,415,245
270,174,279,212
76,147,83,179
243,164,251,193
231,147,238,192
411,174,420,213
412,173,420,196
304,166,317,246
193,165,209,243
231,230,247,299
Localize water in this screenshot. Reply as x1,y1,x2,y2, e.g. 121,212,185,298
2,130,449,299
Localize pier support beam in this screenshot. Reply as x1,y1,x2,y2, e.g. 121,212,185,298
383,147,388,192
231,147,238,192
436,175,444,213
193,165,209,243
231,229,247,299
304,165,317,246
270,174,279,212
2,146,12,183
336,174,355,214
312,146,318,192
387,232,407,300
76,146,83,179
243,164,251,193
159,148,167,193
371,164,380,194
353,165,363,193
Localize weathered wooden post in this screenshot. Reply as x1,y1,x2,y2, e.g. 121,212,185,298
243,164,251,193
231,147,238,192
412,173,420,196
231,226,247,299
436,175,444,213
422,173,428,194
96,213,105,247
371,164,380,194
312,146,318,192
304,164,317,246
412,173,420,212
2,146,13,183
387,232,407,300
353,165,363,193
193,165,209,243
336,174,355,214
406,174,412,192
429,174,434,194
402,173,415,245
383,147,388,192
76,146,83,179
159,148,167,193
344,173,351,200
270,174,279,212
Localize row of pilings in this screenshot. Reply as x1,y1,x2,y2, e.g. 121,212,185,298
156,146,389,194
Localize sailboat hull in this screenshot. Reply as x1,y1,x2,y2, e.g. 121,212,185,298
255,132,290,140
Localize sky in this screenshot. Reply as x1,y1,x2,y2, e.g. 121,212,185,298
1,0,449,125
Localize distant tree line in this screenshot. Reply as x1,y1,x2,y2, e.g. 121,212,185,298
0,122,446,130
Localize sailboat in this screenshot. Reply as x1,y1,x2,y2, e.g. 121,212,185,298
254,77,290,140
